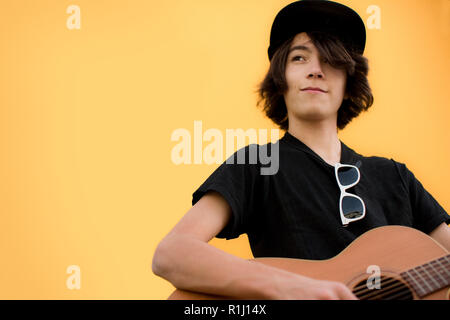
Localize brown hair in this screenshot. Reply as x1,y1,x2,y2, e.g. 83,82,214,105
256,31,374,131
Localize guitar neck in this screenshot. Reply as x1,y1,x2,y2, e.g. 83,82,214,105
400,254,450,298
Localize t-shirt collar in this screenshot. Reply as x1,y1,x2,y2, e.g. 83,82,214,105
281,131,359,167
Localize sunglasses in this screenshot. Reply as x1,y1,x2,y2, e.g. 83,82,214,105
334,163,366,226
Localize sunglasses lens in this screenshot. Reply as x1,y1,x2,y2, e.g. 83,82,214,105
342,195,364,219
337,166,359,187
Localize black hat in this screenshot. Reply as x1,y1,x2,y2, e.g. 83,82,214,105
268,0,366,61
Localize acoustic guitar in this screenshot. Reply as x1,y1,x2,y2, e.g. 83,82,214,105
168,225,449,300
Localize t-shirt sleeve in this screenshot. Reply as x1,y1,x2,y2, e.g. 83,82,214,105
394,161,450,234
192,145,261,240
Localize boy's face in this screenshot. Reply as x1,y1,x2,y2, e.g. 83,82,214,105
284,32,347,126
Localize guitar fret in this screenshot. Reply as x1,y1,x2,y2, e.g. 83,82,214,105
428,262,448,285
419,265,440,290
429,260,449,284
419,263,447,284
400,254,450,298
436,257,450,278
411,268,433,293
438,257,450,269
402,270,426,297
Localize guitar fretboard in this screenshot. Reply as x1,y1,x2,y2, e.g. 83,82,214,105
400,254,450,298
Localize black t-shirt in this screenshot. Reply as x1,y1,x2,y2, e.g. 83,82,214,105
192,131,450,260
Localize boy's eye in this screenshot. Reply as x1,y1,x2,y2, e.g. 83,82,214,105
291,55,329,64
292,55,305,61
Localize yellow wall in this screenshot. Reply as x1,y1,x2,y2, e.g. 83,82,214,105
0,0,449,299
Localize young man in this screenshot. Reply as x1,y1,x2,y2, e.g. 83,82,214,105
152,0,450,300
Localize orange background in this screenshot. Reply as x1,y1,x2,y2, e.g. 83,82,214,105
0,0,449,299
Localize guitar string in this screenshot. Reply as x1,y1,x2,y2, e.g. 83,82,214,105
363,284,411,300
431,260,449,282
354,274,440,300
352,268,449,299
353,272,449,299
417,261,450,283
410,267,438,292
352,275,414,295
345,255,448,299
419,264,440,288
402,254,450,284
353,278,410,299
412,259,450,281
352,276,396,293
352,263,449,294
366,286,413,300
356,280,409,300
354,277,449,300
435,257,450,278
409,264,450,288
404,262,450,292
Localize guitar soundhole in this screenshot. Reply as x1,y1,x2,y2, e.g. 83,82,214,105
352,276,414,300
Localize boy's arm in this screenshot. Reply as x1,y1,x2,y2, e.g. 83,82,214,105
152,191,357,300
429,222,450,252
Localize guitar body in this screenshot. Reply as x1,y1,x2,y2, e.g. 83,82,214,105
168,226,450,300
